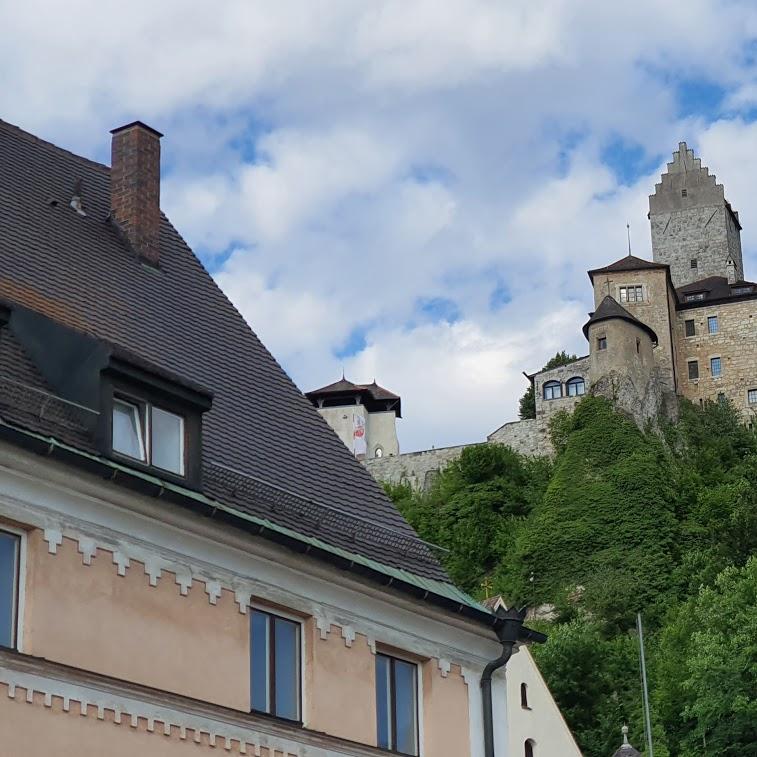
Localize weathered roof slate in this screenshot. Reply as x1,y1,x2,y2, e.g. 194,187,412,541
0,118,447,582
588,254,669,279
582,295,659,343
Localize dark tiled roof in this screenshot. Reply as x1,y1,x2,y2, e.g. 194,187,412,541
582,296,659,343
306,377,401,417
676,275,757,305
0,119,445,582
588,254,669,279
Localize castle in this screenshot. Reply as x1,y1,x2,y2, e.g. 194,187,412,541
308,143,757,489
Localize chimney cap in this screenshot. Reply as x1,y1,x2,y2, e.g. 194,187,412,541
110,121,163,139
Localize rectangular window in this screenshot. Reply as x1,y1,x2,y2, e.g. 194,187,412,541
597,336,607,351
0,531,20,649
686,292,706,302
112,399,146,461
112,399,186,477
685,319,696,337
376,654,419,756
681,188,688,197
748,389,757,405
688,361,699,380
707,316,719,334
710,357,722,377
250,609,300,721
150,407,185,475
690,258,697,268
619,285,643,303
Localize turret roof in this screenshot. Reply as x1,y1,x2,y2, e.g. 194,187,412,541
582,295,659,344
306,377,402,417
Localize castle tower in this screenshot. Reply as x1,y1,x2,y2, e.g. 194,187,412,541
649,142,744,288
305,377,401,460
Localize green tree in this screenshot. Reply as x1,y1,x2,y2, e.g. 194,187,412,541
656,558,757,756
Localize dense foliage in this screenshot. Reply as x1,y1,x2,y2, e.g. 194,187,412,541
518,350,580,419
388,396,757,756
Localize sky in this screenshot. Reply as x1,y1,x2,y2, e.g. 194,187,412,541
3,0,757,451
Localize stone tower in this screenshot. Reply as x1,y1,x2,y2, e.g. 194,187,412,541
649,142,744,288
305,377,401,460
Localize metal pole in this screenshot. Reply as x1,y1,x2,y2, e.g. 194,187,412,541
637,612,654,757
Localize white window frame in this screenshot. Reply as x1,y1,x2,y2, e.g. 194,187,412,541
249,602,305,724
748,389,757,405
710,356,722,378
374,646,423,757
150,406,186,476
112,398,147,462
0,524,27,654
619,285,643,304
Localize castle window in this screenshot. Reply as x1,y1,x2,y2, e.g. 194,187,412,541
525,740,535,757
708,315,719,334
112,399,146,462
686,292,706,302
688,360,699,380
597,336,607,351
685,319,696,337
375,446,384,458
566,377,585,397
681,188,688,197
718,392,727,404
543,381,562,400
520,682,530,709
710,357,722,377
732,286,754,295
748,389,757,405
690,258,698,269
636,338,641,354
619,285,643,304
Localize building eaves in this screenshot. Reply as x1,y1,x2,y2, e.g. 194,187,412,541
0,418,495,627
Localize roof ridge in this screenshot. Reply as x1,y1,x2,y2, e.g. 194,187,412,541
0,118,110,174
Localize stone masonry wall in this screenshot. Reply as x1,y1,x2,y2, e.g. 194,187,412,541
365,444,472,490
675,296,757,421
533,357,590,420
486,418,553,457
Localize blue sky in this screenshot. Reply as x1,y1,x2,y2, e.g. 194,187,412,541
3,0,757,450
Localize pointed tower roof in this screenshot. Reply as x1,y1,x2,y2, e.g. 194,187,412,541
582,296,658,344
306,377,402,417
611,725,642,757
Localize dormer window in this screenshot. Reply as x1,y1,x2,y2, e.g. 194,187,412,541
112,399,186,476
102,355,212,487
685,292,706,302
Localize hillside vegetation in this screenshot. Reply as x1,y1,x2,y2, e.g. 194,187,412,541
387,395,757,757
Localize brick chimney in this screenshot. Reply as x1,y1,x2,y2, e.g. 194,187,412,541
110,121,163,266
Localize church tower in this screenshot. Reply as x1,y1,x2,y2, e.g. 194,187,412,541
649,142,744,288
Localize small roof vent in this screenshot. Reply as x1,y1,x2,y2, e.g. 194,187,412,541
69,179,87,217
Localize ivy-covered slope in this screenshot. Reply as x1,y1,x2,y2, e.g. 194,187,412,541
388,396,757,757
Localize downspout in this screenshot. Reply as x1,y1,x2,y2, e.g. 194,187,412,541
480,606,547,757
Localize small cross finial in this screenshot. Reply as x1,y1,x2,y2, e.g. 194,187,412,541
481,577,493,599
626,223,632,256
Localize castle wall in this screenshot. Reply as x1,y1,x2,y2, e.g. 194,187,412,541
674,297,757,419
365,410,400,458
486,418,553,457
532,357,590,420
592,268,677,391
317,403,365,456
365,444,472,490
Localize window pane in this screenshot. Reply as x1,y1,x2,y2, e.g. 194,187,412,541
112,400,145,460
708,316,719,334
0,532,18,648
376,655,392,749
748,389,757,405
394,659,418,755
711,358,721,377
151,407,185,475
274,617,300,720
251,611,270,713
685,319,695,337
688,361,699,379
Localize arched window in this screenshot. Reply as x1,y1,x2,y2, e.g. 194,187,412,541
525,739,535,757
543,381,561,400
566,377,585,397
375,446,384,458
520,682,529,708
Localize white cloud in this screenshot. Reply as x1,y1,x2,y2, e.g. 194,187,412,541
3,0,757,450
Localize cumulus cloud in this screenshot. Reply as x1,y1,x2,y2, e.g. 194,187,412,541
3,0,757,450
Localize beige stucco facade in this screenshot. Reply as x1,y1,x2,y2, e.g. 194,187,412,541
0,443,544,757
